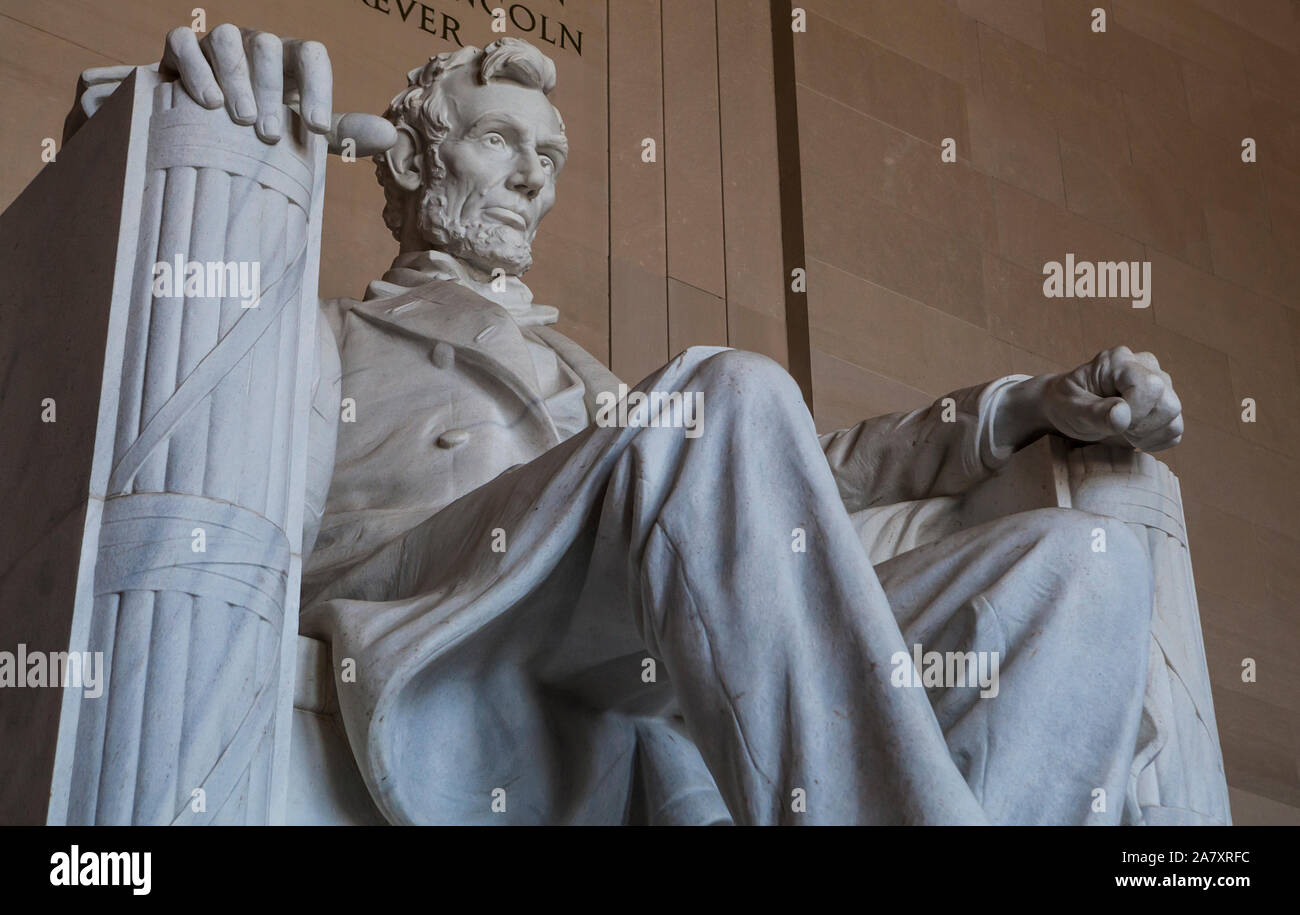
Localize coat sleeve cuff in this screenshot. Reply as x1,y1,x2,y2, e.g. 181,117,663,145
975,374,1033,471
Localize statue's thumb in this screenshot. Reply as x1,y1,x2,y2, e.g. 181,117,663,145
327,113,398,158
1085,395,1131,437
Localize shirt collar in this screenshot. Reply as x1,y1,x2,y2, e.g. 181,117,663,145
363,249,560,327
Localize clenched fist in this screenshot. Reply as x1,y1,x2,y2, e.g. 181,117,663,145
997,346,1184,454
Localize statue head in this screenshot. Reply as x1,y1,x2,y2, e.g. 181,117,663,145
374,38,567,277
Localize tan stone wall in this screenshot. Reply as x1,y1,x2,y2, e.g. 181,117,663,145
605,0,788,383
794,0,1300,824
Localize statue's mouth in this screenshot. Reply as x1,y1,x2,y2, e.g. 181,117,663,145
483,206,528,232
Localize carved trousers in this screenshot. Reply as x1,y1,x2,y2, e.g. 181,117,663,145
583,347,1152,824
308,346,1157,825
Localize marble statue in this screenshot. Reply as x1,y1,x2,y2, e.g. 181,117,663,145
29,26,1229,825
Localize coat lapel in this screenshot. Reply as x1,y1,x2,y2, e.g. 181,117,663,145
348,278,562,442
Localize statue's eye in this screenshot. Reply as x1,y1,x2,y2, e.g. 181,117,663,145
483,132,506,149
539,154,555,172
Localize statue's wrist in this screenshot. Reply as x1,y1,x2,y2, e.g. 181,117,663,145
993,373,1057,453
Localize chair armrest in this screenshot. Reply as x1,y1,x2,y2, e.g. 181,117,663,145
855,435,1189,562
850,435,1067,565
854,435,1231,824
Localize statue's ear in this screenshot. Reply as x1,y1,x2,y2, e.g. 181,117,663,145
384,123,423,192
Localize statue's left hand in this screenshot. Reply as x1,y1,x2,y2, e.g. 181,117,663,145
1040,345,1184,452
994,345,1184,455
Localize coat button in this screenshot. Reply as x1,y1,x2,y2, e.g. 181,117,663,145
436,429,470,449
430,342,454,368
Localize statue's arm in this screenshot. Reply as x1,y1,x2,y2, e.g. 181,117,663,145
819,345,1185,513
818,376,1027,513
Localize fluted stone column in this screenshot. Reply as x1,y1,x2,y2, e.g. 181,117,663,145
0,67,325,825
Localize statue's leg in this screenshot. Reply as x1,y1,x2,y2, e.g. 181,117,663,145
582,347,989,825
309,347,999,824
873,507,1154,824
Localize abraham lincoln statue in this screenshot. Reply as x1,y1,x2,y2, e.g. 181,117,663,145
65,27,1227,825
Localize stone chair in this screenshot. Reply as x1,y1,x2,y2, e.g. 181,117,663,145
850,436,1230,825
0,67,1229,825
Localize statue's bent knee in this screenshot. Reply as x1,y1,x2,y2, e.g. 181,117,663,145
1018,507,1153,625
691,348,804,409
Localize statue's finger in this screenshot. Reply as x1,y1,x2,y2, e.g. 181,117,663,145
79,81,121,115
1130,387,1182,437
1093,344,1132,389
285,39,333,133
1117,365,1166,420
82,64,140,86
201,23,256,125
246,31,284,142
1111,356,1148,392
162,26,223,109
1132,415,1184,453
1129,350,1162,374
328,113,398,157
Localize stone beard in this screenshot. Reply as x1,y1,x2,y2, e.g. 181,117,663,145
416,181,535,277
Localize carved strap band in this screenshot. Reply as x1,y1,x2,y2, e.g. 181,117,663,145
146,103,314,210
93,491,289,823
93,492,290,628
105,242,305,495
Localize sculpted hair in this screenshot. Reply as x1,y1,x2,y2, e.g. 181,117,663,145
374,37,562,241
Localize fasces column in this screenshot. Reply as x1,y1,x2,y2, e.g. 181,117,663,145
46,69,325,825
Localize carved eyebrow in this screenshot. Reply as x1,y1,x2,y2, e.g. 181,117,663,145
467,113,525,137
538,135,569,160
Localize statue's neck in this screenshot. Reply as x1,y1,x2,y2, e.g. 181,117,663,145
365,249,559,327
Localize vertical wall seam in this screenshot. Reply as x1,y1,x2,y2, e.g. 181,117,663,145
659,0,671,352
714,0,730,347
605,0,613,366
768,0,813,410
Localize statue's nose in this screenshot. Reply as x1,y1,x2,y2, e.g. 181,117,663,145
509,153,546,198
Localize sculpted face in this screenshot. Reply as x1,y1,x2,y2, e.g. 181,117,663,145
417,67,568,276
